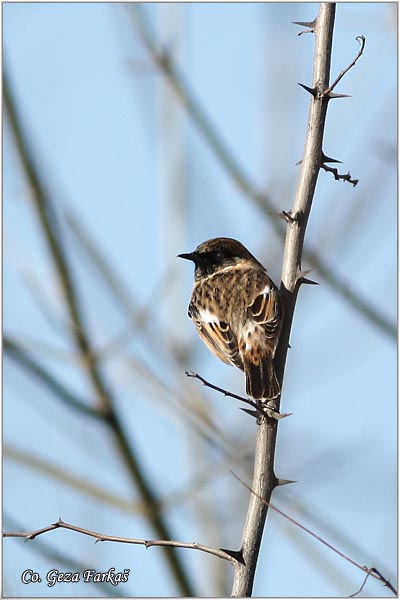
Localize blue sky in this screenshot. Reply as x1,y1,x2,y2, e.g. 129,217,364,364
3,3,397,597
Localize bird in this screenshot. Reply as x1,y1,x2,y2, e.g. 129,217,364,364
178,237,283,402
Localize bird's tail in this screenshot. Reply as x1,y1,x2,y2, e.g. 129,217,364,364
244,357,280,401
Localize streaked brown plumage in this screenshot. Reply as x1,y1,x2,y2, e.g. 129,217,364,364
178,237,283,401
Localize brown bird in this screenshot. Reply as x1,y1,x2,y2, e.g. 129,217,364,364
178,237,283,401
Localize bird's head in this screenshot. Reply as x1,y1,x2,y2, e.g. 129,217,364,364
178,237,264,279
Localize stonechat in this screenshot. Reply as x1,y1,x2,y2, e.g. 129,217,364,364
178,237,283,402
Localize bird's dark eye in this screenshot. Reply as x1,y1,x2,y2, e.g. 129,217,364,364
214,250,231,263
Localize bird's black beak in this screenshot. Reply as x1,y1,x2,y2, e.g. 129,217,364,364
177,252,196,262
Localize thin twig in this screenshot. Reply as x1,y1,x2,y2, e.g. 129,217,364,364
369,568,397,596
185,371,292,420
232,473,397,596
323,35,365,97
3,518,237,565
349,569,373,597
3,515,127,598
321,163,359,186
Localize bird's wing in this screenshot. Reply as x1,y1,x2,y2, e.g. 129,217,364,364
246,281,283,351
188,303,243,369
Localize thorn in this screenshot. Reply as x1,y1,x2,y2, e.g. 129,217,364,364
278,212,289,223
321,152,342,164
268,209,287,220
298,82,317,97
241,406,292,420
276,478,297,486
295,159,302,166
240,408,259,419
264,406,293,420
296,268,319,286
293,19,316,35
297,267,313,279
292,19,316,28
327,92,351,99
219,548,245,564
280,210,296,223
273,411,293,420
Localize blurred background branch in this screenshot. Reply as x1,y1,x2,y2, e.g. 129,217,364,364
4,67,195,597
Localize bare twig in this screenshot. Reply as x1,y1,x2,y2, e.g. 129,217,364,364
323,35,365,97
368,568,397,597
126,3,395,342
321,163,359,186
185,371,292,420
232,473,397,596
3,515,126,598
350,569,373,597
3,518,237,565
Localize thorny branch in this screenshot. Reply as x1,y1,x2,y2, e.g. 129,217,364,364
3,515,125,598
3,519,238,565
4,495,395,597
230,5,366,596
232,474,397,597
321,163,359,186
127,3,395,342
185,371,292,420
353,568,397,598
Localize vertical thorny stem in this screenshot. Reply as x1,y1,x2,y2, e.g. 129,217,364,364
231,4,336,596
